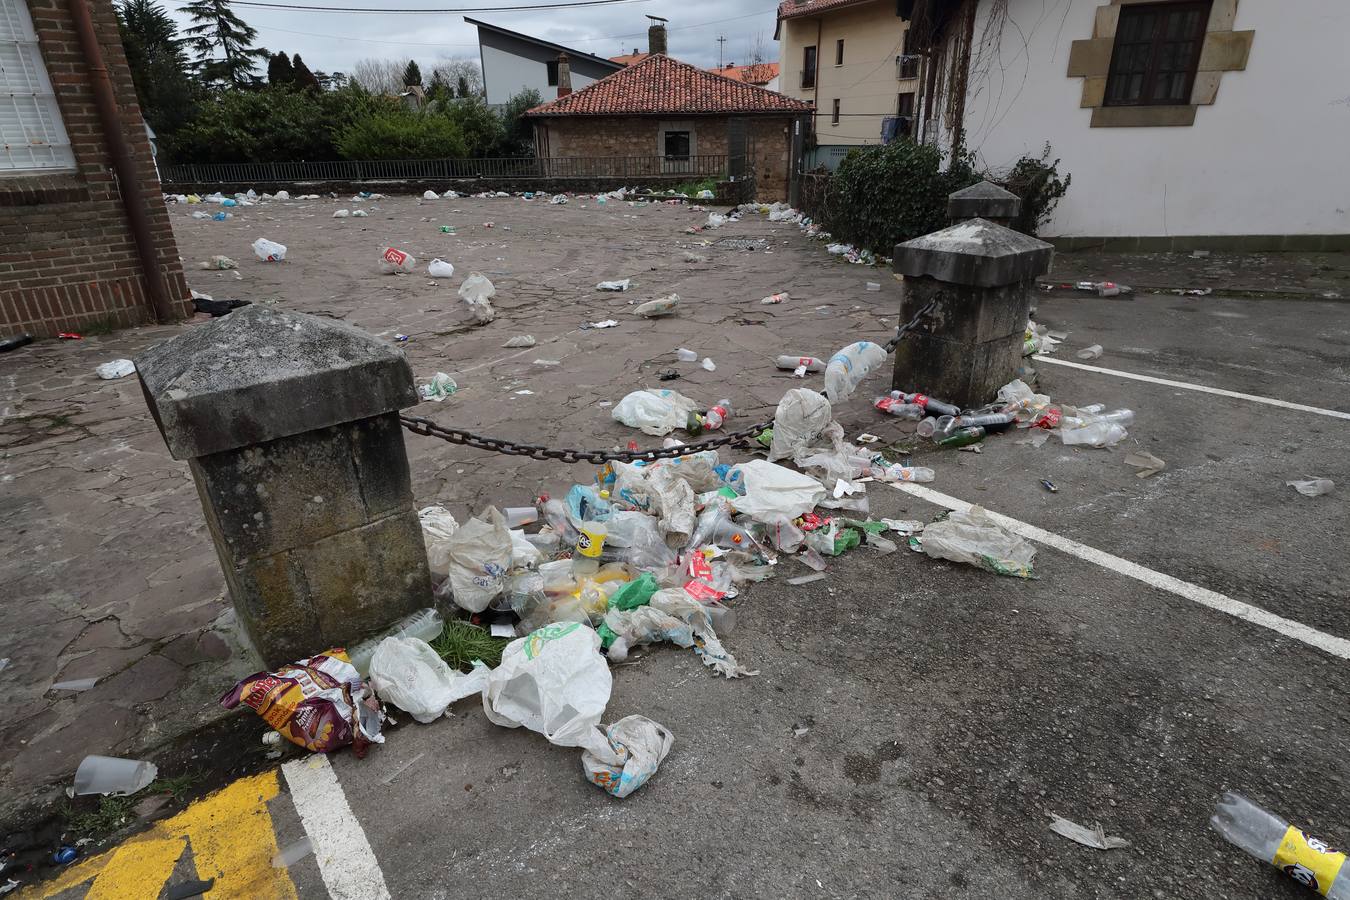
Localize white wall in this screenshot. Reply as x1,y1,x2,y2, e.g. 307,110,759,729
955,0,1350,237
481,44,601,106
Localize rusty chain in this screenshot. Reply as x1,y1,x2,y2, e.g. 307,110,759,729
399,300,938,464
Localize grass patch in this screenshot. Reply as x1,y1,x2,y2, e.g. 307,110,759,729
664,176,720,198
429,620,510,671
62,772,203,836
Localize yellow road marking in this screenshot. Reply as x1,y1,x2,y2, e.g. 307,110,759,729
20,771,298,899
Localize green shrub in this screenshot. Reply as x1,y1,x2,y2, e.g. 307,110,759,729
336,110,467,160
824,140,978,255
434,95,503,158
493,89,541,157
994,143,1071,235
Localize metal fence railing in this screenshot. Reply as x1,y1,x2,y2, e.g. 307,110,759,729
160,155,729,185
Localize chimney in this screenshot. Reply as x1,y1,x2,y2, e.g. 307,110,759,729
647,17,668,55
556,52,572,98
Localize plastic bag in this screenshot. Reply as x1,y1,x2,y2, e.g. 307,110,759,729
769,389,832,462
824,341,887,404
443,507,512,612
419,373,457,402
427,258,455,278
581,716,674,798
633,294,679,317
482,623,612,748
611,389,702,436
648,465,695,538
458,273,496,324
596,279,631,292
368,636,487,723
732,459,826,524
418,505,460,580
919,506,1036,578
220,649,382,755
252,238,286,262
95,359,136,380
378,247,416,274
422,190,439,200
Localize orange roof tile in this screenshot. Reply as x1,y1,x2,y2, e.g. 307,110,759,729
609,51,650,66
778,0,880,21
525,54,811,117
708,62,780,85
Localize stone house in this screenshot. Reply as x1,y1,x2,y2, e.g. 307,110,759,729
1,0,188,336
524,54,813,202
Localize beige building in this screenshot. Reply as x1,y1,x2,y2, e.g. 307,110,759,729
775,0,919,162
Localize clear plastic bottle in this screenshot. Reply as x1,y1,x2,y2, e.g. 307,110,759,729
874,397,924,419
824,341,887,403
1060,421,1128,447
776,355,826,372
916,416,940,438
900,392,961,417
704,399,732,430
871,463,935,483
1211,791,1349,898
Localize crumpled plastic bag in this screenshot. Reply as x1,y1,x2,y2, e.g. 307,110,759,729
633,294,679,317
653,450,721,493
96,359,136,380
918,506,1036,578
581,715,674,798
604,510,677,570
419,373,457,402
442,507,512,612
597,278,631,292
427,258,455,278
605,589,755,678
769,389,832,462
648,465,695,538
252,238,286,261
483,623,612,748
378,247,416,274
611,389,702,436
418,505,460,580
458,273,496,324
369,636,488,723
508,528,542,569
732,459,827,524
220,649,382,755
1287,478,1334,497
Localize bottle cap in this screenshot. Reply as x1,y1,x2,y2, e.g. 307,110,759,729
598,490,610,500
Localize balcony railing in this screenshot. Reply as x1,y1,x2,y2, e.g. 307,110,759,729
897,54,920,80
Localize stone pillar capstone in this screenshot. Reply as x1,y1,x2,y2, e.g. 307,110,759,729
947,180,1022,227
892,217,1053,409
136,306,432,667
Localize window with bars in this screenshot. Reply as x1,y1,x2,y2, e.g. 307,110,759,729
0,0,75,175
1104,1,1211,107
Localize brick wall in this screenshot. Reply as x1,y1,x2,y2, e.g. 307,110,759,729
535,115,796,201
0,0,189,337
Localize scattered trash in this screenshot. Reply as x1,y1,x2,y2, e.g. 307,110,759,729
1211,791,1346,894
378,247,416,274
776,355,825,376
881,519,924,535
251,238,286,262
419,373,457,402
441,507,512,613
917,506,1036,578
597,279,631,292
369,636,489,723
585,320,620,329
332,209,350,218
786,573,826,585
612,389,703,436
0,334,33,353
192,294,250,317
50,677,99,692
458,273,496,324
1075,344,1104,360
1191,249,1210,258
634,294,680,317
352,209,368,218
271,836,314,869
394,334,409,342
52,847,78,865
768,389,831,462
95,359,136,380
734,459,827,524
761,292,789,305
422,190,439,200
427,258,455,278
198,255,237,270
701,357,716,372
1047,813,1130,850
676,348,698,362
865,282,881,291
72,755,158,796
1124,451,1166,478
1041,479,1058,493
503,335,536,348
1287,478,1335,497
824,341,886,403
534,359,560,367
793,724,810,737
58,332,81,340
581,715,674,798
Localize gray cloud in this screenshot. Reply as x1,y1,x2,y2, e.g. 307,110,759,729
168,0,781,78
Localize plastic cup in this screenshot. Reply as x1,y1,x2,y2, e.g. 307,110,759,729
504,507,538,528
73,755,157,796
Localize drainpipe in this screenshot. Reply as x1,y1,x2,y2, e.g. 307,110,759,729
67,0,178,324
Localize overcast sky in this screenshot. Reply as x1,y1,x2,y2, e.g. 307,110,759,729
166,0,783,79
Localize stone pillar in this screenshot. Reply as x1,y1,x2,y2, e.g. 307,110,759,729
136,306,432,667
948,180,1022,227
892,218,1053,409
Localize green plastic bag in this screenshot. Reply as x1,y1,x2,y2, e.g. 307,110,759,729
607,572,660,612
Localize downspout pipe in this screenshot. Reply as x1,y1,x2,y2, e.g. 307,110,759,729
67,0,178,324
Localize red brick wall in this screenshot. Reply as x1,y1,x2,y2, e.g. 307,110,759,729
535,115,795,201
0,0,189,337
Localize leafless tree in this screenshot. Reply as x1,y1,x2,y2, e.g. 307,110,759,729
430,57,484,97
351,57,404,94
747,32,768,66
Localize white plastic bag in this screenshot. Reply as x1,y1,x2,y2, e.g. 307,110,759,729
581,715,674,798
378,247,416,274
369,636,487,723
482,623,612,748
633,294,679,317
418,505,460,580
732,459,826,524
443,507,512,612
422,190,439,200
768,389,832,462
458,273,496,324
428,258,455,278
95,359,136,380
596,279,631,292
919,506,1036,578
824,341,886,404
611,389,702,436
252,238,286,261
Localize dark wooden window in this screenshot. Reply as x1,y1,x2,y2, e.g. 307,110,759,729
1104,1,1211,106
897,91,915,117
835,39,845,65
545,60,559,86
663,131,691,160
831,98,840,125
802,45,817,88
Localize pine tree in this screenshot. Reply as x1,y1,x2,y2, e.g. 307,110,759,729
116,0,196,134
291,54,321,92
266,50,293,86
402,59,422,88
456,75,470,98
179,0,267,87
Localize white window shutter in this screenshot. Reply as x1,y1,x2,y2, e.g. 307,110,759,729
0,0,76,174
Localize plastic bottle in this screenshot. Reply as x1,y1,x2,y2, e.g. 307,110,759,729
936,426,986,448
1211,792,1349,897
824,341,887,403
345,608,444,676
872,463,935,483
954,411,1018,432
776,355,826,373
704,399,732,430
1059,421,1128,447
916,416,940,438
874,397,924,419
899,391,961,417
503,507,537,528
676,348,698,362
572,490,610,576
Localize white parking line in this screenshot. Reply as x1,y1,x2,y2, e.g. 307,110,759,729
282,755,390,900
1033,355,1350,421
889,482,1350,661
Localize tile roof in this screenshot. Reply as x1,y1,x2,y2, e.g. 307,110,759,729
708,62,780,85
526,54,812,117
609,51,650,66
777,0,880,21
